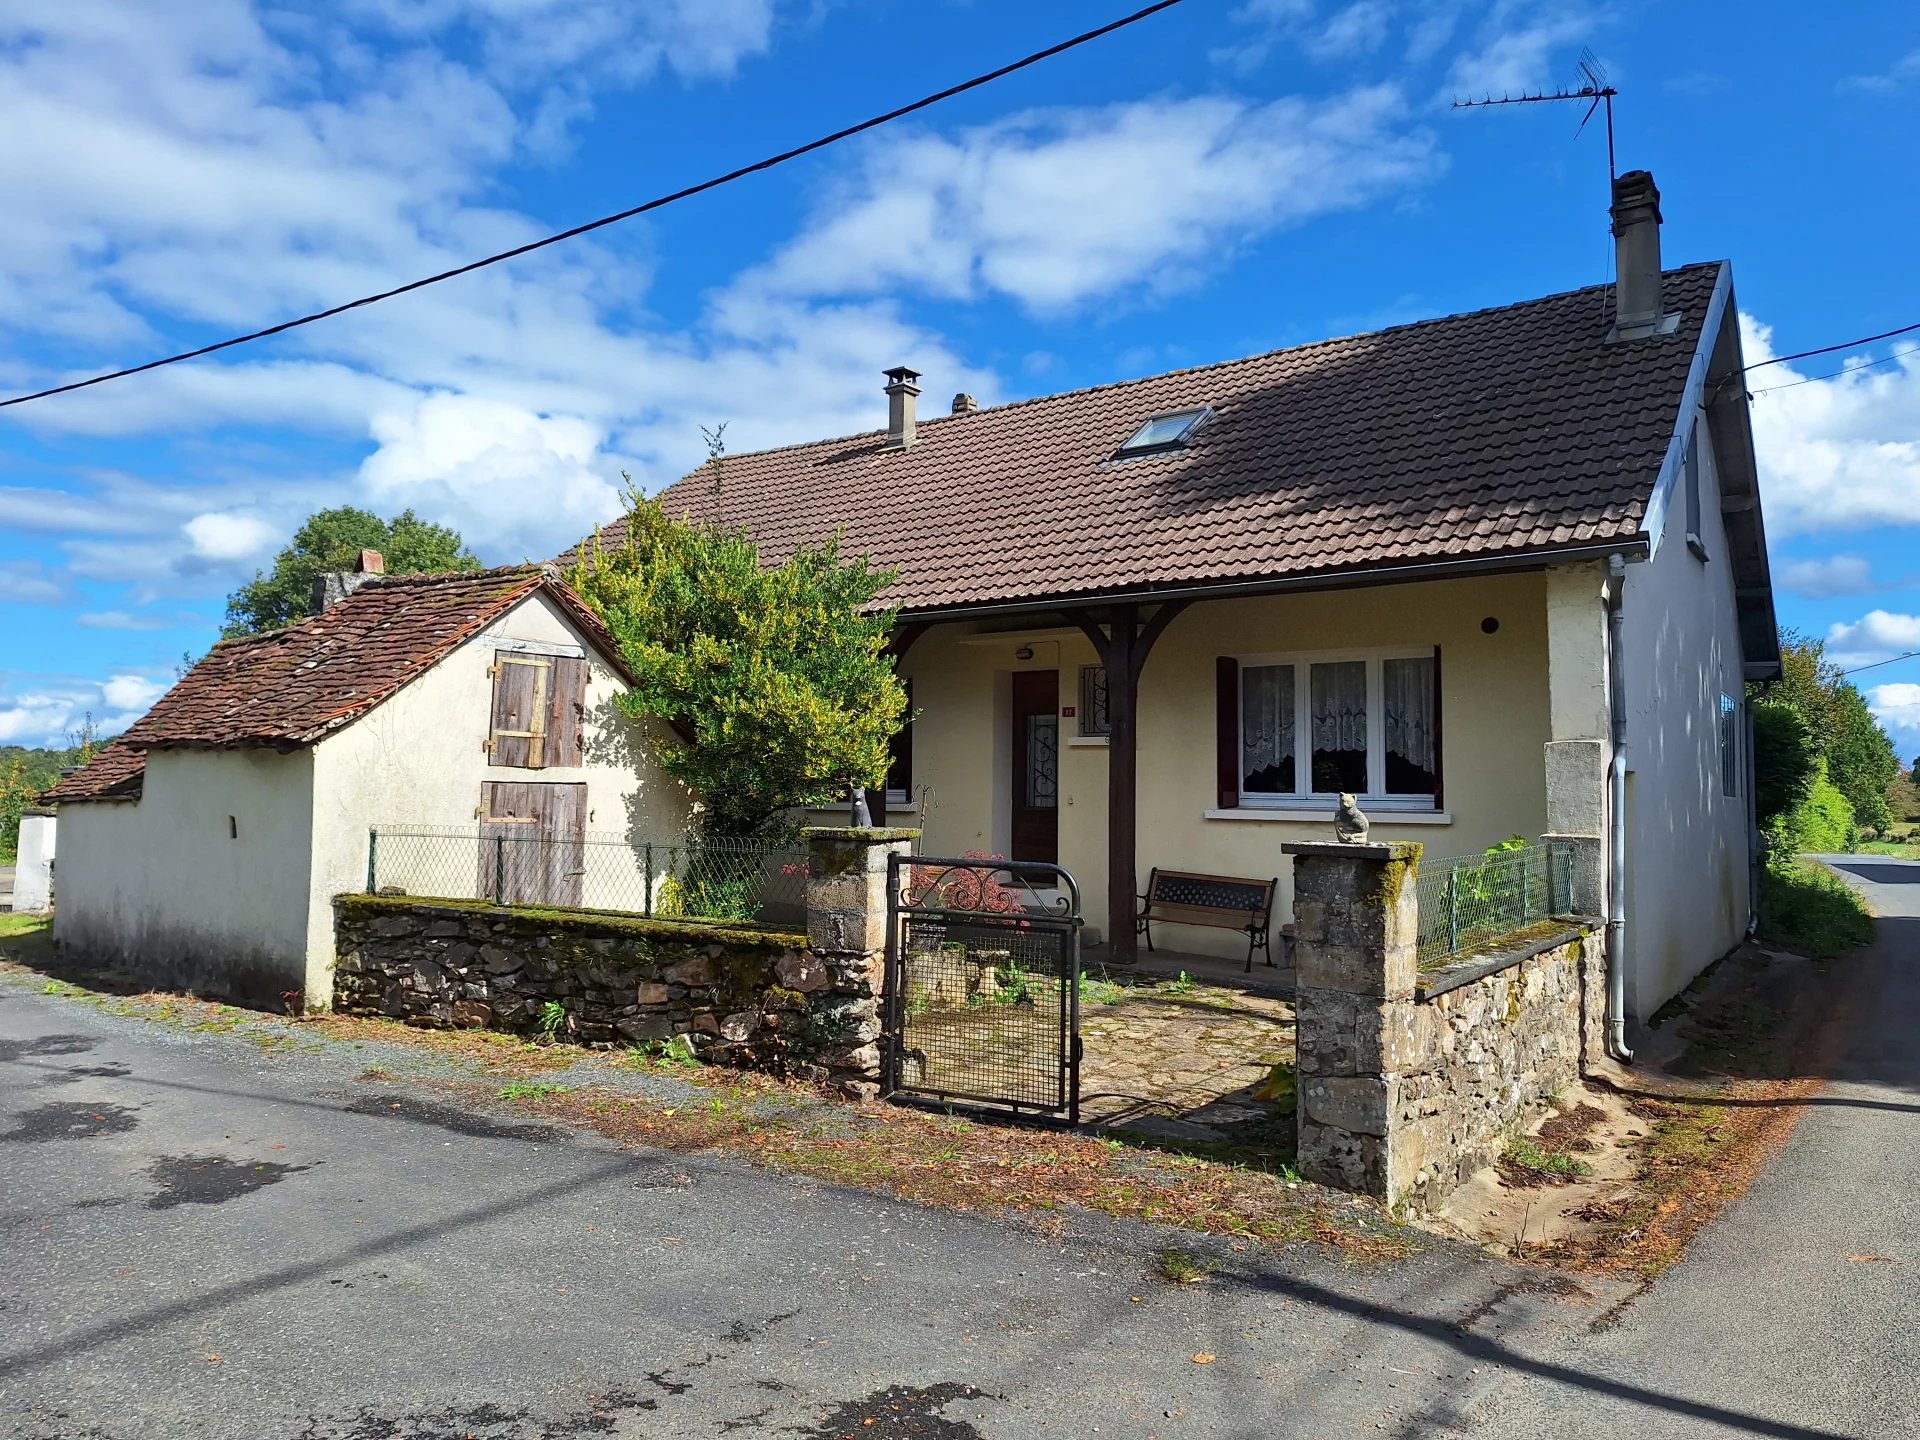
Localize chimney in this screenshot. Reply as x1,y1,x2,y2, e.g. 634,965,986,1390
310,548,387,615
951,392,978,415
883,365,921,449
1609,169,1668,337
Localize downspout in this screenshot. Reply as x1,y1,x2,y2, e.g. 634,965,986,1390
1605,555,1635,1062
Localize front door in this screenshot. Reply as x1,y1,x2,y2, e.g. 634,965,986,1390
478,781,587,907
1010,670,1059,864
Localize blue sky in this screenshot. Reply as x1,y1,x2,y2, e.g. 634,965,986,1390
3,0,1919,752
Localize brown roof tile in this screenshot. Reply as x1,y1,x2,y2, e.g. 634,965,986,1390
571,265,1721,613
43,567,632,802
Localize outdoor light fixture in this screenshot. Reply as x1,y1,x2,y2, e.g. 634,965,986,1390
1015,645,1035,661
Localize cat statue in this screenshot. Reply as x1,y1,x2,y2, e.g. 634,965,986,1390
1333,792,1370,844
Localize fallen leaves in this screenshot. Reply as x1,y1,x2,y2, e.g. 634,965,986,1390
1191,1354,1216,1365
1846,1254,1899,1264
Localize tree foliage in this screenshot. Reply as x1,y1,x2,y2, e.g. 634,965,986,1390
0,717,100,860
222,506,481,636
1770,758,1858,855
1757,630,1899,843
567,490,907,838
1750,699,1817,829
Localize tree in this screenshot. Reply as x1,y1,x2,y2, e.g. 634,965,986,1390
1764,630,1899,838
222,507,481,636
1751,700,1817,831
567,488,907,838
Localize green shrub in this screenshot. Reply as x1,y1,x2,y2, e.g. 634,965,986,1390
1771,758,1857,855
1759,860,1873,958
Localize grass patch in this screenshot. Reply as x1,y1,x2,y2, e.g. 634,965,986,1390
1077,975,1128,1007
1155,1247,1214,1284
1758,860,1874,958
497,1081,574,1101
1499,1137,1592,1186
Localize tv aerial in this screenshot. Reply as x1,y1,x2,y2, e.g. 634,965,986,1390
1453,50,1618,179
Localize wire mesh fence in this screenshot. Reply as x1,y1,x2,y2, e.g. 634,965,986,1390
365,824,808,927
1414,841,1576,970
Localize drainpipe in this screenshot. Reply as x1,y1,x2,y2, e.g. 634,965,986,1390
1605,555,1635,1062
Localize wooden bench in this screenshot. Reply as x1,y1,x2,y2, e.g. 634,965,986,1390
1137,868,1283,973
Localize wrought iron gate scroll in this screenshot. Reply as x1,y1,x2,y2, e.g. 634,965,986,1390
882,853,1082,1124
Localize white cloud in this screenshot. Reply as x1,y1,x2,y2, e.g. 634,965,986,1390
1744,313,1920,535
184,512,278,564
76,610,182,632
1442,2,1596,101
0,672,169,747
0,561,65,604
1839,49,1920,95
1826,610,1920,666
1777,553,1875,599
751,88,1441,314
358,394,622,557
1867,682,1920,751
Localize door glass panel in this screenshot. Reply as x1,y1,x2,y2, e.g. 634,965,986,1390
1383,655,1437,795
1241,663,1296,795
1310,660,1368,793
1025,714,1058,808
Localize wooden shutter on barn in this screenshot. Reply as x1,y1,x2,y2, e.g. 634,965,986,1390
542,656,588,768
1215,657,1240,810
487,651,550,768
478,780,586,907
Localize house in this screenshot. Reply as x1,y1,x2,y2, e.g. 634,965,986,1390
42,558,685,1008
580,170,1780,1035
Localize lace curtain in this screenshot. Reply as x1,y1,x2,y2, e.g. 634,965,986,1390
1383,655,1436,794
1310,661,1368,792
1240,664,1295,793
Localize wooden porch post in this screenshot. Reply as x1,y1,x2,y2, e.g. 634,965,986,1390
1067,600,1189,966
873,621,932,829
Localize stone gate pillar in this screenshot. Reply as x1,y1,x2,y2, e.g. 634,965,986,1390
1284,840,1421,1203
804,826,919,1098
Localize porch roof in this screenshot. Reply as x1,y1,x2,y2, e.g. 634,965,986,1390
573,264,1725,617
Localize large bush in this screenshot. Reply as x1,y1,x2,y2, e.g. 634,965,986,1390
1751,699,1816,830
1770,758,1857,856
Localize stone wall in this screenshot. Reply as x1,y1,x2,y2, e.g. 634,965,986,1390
1287,840,1604,1211
330,828,914,1095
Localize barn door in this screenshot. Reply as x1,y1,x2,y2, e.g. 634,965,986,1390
478,782,587,907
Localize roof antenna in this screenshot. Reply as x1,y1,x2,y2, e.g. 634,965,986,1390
1452,49,1618,179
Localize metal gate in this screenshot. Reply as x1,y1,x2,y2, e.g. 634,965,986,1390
882,853,1082,1124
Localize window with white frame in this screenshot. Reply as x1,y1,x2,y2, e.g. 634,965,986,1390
1238,648,1438,807
1719,692,1739,798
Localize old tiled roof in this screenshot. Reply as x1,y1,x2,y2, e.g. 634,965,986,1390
42,568,633,803
39,739,146,805
574,264,1723,614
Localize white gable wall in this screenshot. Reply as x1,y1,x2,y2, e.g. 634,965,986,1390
53,747,316,1005
1620,406,1753,1020
305,590,688,1006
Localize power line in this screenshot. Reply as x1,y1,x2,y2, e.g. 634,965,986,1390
1750,343,1920,397
1742,318,1920,373
0,0,1187,412
1843,650,1920,678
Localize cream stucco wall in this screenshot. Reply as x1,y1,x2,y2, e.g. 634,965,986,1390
53,748,316,1003
56,590,682,1010
14,812,55,913
898,573,1553,960
307,591,689,1005
1620,411,1753,1019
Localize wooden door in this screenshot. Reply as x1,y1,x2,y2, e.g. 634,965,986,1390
478,781,587,907
1010,670,1059,865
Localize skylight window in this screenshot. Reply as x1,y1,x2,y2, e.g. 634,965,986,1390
1114,406,1211,457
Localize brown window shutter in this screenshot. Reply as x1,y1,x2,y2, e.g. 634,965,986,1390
487,652,550,768
1431,645,1444,812
544,657,587,768
1215,657,1239,810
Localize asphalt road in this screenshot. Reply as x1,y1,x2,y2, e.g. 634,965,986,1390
1464,856,1920,1440
0,967,1684,1440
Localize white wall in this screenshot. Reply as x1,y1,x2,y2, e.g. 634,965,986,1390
53,748,316,1004
13,813,55,913
898,572,1553,960
307,591,688,1004
1621,409,1753,1019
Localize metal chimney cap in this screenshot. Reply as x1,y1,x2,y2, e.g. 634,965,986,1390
883,365,922,391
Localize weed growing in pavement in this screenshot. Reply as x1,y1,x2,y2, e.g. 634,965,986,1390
629,1035,698,1067
1077,974,1127,1006
1164,971,1197,996
498,1082,573,1101
1155,1247,1214,1284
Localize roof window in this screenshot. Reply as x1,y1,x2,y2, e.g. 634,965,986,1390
1114,406,1211,458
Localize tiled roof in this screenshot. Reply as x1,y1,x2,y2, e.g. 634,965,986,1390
39,739,146,805
42,568,632,803
573,264,1722,614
